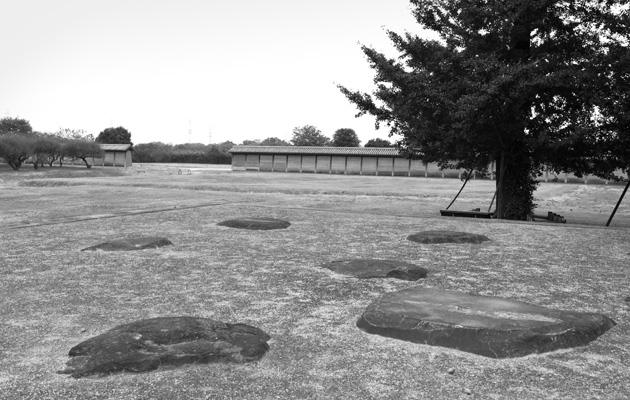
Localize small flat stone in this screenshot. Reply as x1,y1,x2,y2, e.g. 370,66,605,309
58,316,271,378
357,287,616,358
322,259,428,281
407,230,490,244
217,217,290,230
81,237,173,251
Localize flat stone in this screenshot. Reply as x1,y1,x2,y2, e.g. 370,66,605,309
357,287,616,358
81,237,173,252
58,317,271,378
217,217,290,230
322,259,428,281
407,230,490,244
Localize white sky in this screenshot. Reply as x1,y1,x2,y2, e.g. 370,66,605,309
1,0,428,145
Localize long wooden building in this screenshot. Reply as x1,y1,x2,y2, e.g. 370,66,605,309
228,146,465,178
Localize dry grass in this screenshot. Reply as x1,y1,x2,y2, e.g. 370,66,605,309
1,163,629,399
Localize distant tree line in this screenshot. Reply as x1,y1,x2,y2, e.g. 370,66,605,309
133,142,234,164
240,126,394,148
0,117,104,170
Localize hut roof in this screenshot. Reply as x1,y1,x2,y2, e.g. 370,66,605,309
99,144,133,151
228,146,402,156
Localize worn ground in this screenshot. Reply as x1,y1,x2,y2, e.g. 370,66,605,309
1,163,629,399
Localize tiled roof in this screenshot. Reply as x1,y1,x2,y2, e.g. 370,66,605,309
228,146,403,156
99,144,133,151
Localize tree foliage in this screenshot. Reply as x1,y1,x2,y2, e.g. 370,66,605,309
260,137,290,146
0,134,35,170
331,128,361,147
96,126,133,146
0,117,33,136
364,138,393,147
53,128,95,142
291,125,330,146
33,136,65,167
63,139,104,168
339,0,630,219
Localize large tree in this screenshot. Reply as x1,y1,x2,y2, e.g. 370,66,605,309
291,125,330,146
0,117,32,136
260,137,290,146
339,0,629,220
331,128,361,147
96,126,133,146
64,139,104,168
364,138,393,148
0,134,35,170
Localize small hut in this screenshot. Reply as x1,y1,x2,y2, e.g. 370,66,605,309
97,144,133,167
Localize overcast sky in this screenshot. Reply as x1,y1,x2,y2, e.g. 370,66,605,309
1,0,431,145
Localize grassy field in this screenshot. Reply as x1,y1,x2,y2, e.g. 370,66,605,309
1,163,629,399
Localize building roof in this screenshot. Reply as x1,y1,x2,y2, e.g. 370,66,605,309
228,146,403,156
99,144,133,151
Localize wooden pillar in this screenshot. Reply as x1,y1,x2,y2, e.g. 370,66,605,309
376,157,379,176
300,155,303,173
391,157,394,176
328,156,332,174
360,156,363,176
272,154,275,172
285,155,288,173
314,155,318,174
344,156,348,175
409,159,412,177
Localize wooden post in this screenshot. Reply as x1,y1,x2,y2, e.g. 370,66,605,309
344,156,348,175
606,179,630,226
360,156,363,175
300,155,303,173
272,154,275,172
409,159,412,177
376,157,379,176
285,155,288,173
314,155,318,174
391,157,394,176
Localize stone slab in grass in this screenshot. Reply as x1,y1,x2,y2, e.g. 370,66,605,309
357,287,616,358
322,259,428,281
81,237,173,251
58,317,271,378
407,230,490,244
217,217,290,230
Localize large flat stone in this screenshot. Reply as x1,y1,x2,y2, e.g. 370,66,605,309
81,237,173,251
322,259,428,281
407,230,490,244
357,287,616,358
58,317,271,378
217,217,290,230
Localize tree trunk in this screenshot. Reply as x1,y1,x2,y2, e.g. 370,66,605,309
495,150,537,220
79,157,92,168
